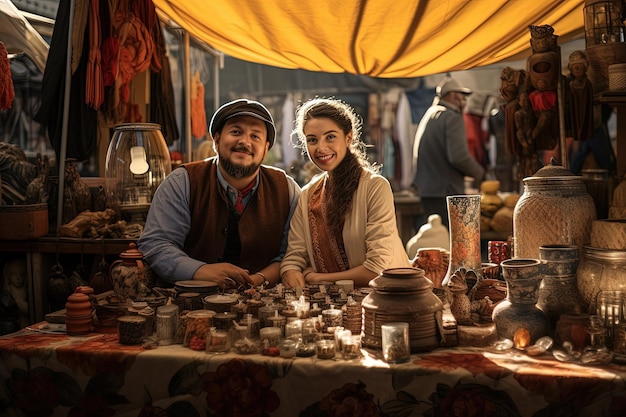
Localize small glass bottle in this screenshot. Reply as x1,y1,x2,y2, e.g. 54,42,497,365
381,322,410,363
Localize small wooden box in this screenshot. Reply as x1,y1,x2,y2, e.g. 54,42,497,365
0,203,49,240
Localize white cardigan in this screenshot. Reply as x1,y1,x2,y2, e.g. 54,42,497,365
280,170,411,276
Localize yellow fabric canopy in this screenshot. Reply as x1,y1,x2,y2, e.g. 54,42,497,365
152,0,586,78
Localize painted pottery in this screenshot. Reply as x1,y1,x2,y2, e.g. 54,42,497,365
441,195,482,301
492,259,551,344
110,243,153,301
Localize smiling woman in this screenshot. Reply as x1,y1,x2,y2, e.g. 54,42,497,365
280,98,410,289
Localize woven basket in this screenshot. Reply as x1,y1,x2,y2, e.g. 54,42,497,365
609,63,626,91
585,43,626,81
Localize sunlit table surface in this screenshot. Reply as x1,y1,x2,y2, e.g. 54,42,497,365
0,322,626,417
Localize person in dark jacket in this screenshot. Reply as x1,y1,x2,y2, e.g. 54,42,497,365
138,99,300,288
412,77,485,229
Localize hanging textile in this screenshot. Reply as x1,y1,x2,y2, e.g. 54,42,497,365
35,0,99,163
148,3,179,145
86,0,104,109
190,70,207,138
70,0,90,74
0,42,14,110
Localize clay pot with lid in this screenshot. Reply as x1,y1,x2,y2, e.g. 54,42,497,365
513,157,596,259
361,267,444,353
66,290,93,335
110,243,153,301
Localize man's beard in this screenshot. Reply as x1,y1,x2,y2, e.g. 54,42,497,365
219,154,260,179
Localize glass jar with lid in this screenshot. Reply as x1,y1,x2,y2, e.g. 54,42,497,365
105,123,171,225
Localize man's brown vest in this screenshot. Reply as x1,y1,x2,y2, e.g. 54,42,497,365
183,158,291,273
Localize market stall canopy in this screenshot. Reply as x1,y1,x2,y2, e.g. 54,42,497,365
152,0,586,78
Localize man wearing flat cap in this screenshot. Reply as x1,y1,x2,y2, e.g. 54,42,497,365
139,99,301,288
411,76,485,229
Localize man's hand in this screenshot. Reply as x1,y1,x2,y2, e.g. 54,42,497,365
192,263,249,288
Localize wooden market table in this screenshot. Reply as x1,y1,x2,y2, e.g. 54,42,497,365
0,323,625,417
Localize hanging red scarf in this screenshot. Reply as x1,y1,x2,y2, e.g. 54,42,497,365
0,42,15,110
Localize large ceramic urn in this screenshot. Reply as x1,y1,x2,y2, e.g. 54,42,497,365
513,158,596,259
361,267,444,353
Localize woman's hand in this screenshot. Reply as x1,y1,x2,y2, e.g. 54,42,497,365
303,267,318,284
281,270,306,288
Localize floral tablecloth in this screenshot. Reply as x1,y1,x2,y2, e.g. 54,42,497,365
1,324,626,417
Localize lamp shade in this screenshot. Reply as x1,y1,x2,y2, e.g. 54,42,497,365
105,123,171,225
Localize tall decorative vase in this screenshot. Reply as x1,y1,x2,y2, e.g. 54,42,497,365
441,195,482,301
492,258,551,345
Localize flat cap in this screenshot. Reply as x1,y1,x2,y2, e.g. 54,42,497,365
209,99,276,148
437,77,472,97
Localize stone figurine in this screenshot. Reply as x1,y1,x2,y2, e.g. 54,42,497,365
62,159,92,224
25,153,50,204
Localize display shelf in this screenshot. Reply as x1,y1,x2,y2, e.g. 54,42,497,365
0,237,134,255
0,237,136,325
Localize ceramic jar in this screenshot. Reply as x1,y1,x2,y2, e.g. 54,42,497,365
536,244,585,327
202,293,240,313
361,267,443,352
65,291,93,335
577,246,626,313
492,259,551,344
110,243,153,301
555,312,590,351
513,159,596,259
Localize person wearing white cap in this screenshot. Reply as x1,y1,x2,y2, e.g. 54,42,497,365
411,76,485,229
138,99,301,288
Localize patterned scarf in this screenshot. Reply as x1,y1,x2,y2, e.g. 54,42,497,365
308,177,350,273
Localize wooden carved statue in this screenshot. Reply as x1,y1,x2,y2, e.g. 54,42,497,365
501,25,563,180
514,93,539,179
567,50,594,142
499,66,527,158
526,24,560,151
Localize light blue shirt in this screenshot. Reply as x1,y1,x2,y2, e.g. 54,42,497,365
137,160,301,283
